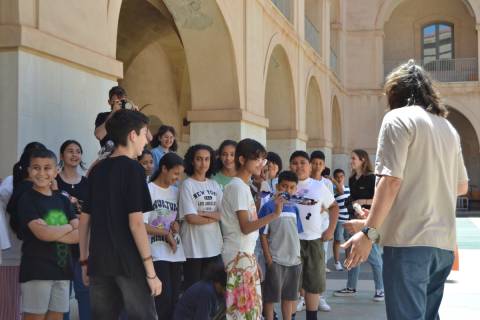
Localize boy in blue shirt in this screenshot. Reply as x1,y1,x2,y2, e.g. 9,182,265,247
259,171,303,320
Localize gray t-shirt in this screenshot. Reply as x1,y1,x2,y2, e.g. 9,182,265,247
259,200,303,266
375,106,468,251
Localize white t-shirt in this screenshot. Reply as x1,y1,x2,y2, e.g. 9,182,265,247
144,182,186,262
317,177,334,230
221,177,259,264
296,178,335,241
319,178,334,195
179,178,223,258
375,106,468,251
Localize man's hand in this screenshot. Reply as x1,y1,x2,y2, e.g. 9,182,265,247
343,219,366,235
81,265,89,287
265,254,273,267
341,232,372,270
321,228,334,241
274,193,286,215
170,221,180,234
147,276,162,297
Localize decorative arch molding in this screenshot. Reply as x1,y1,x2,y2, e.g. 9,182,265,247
264,43,297,132
305,74,325,144
375,0,480,29
331,95,343,152
444,97,480,148
112,0,240,110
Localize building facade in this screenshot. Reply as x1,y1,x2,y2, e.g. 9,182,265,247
1,0,479,190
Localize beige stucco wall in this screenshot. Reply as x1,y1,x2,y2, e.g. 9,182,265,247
384,0,478,63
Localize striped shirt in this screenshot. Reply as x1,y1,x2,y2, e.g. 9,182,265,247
334,185,350,221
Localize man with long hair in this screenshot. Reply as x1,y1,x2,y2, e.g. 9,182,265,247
343,60,468,320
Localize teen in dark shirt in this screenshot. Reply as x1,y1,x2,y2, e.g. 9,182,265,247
80,109,161,319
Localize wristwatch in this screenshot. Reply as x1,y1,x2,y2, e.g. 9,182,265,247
362,227,380,243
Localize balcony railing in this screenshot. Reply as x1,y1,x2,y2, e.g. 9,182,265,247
305,16,321,54
271,0,292,22
330,48,339,76
384,58,479,82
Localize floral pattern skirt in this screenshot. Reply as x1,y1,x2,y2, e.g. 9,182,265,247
225,252,262,320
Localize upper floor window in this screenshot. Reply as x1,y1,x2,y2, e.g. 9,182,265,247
422,23,454,63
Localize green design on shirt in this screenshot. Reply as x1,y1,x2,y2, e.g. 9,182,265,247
44,209,69,268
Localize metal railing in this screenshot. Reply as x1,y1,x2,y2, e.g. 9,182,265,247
305,16,321,54
384,58,478,82
271,0,292,22
330,48,339,76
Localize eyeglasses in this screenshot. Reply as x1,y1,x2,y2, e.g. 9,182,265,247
255,158,268,167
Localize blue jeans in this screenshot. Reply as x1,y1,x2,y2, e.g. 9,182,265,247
383,246,454,320
73,261,91,320
344,231,384,291
63,261,91,320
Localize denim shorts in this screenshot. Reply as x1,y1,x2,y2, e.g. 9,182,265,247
21,280,70,314
334,220,347,241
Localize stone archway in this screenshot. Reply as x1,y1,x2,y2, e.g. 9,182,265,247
448,107,480,190
331,95,342,152
306,76,325,149
265,44,298,162
114,0,240,150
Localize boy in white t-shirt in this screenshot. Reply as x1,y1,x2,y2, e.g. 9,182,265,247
290,151,339,320
309,150,335,312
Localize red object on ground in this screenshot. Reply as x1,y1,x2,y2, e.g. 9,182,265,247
452,246,459,271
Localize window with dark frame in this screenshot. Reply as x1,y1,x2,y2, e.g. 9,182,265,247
422,22,454,70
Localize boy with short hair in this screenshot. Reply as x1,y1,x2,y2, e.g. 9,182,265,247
289,151,339,320
79,109,162,319
18,149,79,319
260,171,304,320
332,169,350,271
309,150,335,312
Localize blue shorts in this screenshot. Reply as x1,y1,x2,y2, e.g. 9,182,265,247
334,220,347,242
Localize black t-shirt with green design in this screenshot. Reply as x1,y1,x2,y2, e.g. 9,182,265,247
18,189,77,282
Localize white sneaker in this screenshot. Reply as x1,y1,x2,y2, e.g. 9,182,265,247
296,296,306,312
318,296,332,312
373,289,385,302
334,261,343,271
325,267,332,273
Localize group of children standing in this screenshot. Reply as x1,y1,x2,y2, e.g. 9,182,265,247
0,105,383,320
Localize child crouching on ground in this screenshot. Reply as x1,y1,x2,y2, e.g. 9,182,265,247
173,264,227,320
260,171,304,320
18,149,79,320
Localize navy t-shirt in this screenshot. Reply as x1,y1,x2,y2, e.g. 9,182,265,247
18,189,77,282
173,281,219,320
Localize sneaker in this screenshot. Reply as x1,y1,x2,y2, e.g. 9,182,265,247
334,261,343,271
325,267,332,273
333,288,357,297
296,296,306,312
318,296,332,312
373,290,385,302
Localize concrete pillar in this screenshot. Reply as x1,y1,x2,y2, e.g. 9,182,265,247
0,49,117,176
296,0,306,40
267,130,308,166
187,109,268,149
322,0,331,66
477,24,480,81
